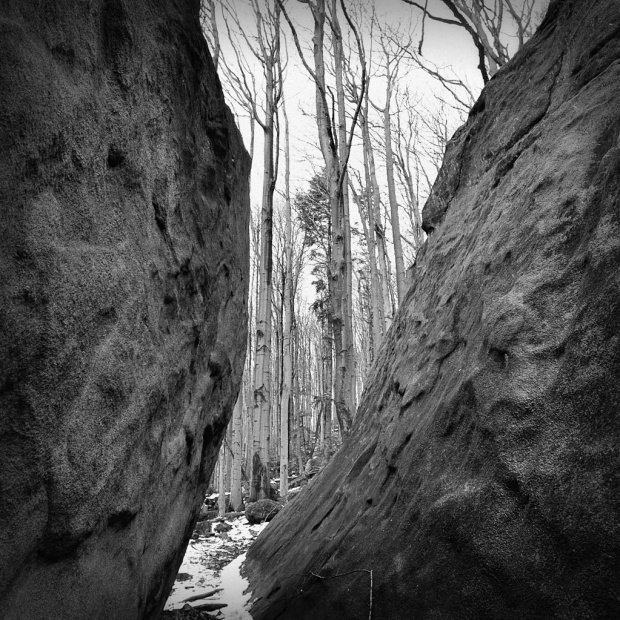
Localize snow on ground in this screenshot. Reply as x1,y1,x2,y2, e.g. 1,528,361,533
211,553,252,619
164,516,268,618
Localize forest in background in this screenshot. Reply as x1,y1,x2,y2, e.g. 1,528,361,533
202,0,547,510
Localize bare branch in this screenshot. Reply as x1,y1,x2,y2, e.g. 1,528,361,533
401,0,462,26
277,0,338,155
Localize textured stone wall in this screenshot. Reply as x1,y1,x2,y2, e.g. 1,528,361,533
0,1,249,618
245,1,620,618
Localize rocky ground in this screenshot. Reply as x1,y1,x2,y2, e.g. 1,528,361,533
159,480,305,620
160,475,308,618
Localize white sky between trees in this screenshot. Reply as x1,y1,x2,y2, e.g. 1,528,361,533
207,0,548,307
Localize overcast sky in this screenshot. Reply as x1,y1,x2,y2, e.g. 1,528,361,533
217,0,547,202
210,0,549,304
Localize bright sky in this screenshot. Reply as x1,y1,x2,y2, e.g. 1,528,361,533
209,0,547,306
217,0,545,202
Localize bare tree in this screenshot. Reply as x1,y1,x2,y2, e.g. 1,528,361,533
370,22,413,303
201,0,221,70
279,94,293,498
279,0,366,438
360,93,394,332
349,175,383,359
403,0,539,83
296,171,334,458
217,0,285,502
391,86,424,253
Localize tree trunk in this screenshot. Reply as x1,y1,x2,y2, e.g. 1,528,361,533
218,443,226,517
363,106,393,331
332,0,354,434
279,98,293,499
202,0,220,71
251,162,274,501
351,174,382,359
251,44,278,503
311,0,348,440
383,82,407,303
230,391,244,511
251,2,281,499
322,317,333,460
293,326,305,476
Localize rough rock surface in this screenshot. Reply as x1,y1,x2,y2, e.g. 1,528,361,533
0,2,249,619
245,2,620,618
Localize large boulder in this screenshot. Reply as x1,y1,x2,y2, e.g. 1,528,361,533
245,2,620,618
245,499,283,524
0,1,249,619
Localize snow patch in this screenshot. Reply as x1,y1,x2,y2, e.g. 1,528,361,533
165,517,268,618
216,553,253,619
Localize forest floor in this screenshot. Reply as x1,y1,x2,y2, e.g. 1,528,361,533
161,515,269,620
161,470,310,619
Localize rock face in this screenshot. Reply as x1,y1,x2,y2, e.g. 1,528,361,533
0,2,249,619
245,2,620,618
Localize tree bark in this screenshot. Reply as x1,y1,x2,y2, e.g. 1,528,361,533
217,443,227,517
350,178,382,359
279,98,293,499
363,105,393,331
279,0,365,439
383,88,407,304
250,0,281,502
309,0,348,440
331,0,354,436
230,392,244,511
321,317,333,460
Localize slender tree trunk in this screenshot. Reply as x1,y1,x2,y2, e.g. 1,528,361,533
251,41,279,503
251,179,273,501
279,98,293,499
364,109,392,331
321,317,333,460
307,0,346,443
225,422,232,498
392,100,423,251
332,0,354,433
202,0,220,70
351,175,382,359
230,391,243,511
218,443,226,517
383,84,407,303
316,398,323,458
401,164,422,249
383,227,397,315
272,290,282,467
293,326,304,476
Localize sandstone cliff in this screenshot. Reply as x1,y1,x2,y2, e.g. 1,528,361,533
245,1,620,618
0,1,249,618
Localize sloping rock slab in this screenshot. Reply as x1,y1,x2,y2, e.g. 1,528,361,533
0,1,249,619
245,2,620,619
